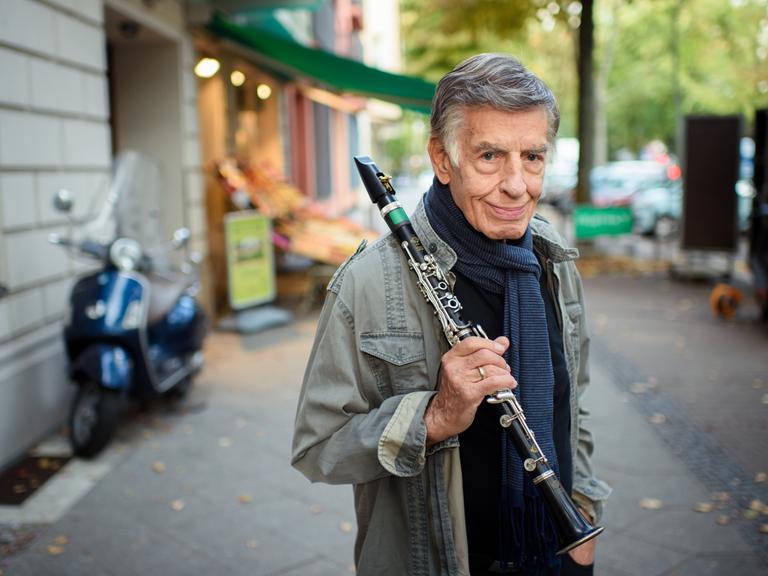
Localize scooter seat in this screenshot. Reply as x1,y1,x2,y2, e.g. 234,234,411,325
145,272,195,325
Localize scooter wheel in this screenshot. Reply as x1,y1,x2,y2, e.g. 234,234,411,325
69,384,124,458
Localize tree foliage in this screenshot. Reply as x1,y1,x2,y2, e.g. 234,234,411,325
400,0,768,160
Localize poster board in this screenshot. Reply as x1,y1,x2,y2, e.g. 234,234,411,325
681,115,741,252
224,211,276,310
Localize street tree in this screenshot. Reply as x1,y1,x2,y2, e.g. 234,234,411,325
401,0,597,202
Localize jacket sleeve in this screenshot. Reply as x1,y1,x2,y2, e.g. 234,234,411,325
291,286,435,485
569,263,612,523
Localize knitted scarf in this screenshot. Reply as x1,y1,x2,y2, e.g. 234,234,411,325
424,179,560,574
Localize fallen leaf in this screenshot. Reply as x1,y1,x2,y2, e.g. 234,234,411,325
639,498,663,510
310,504,323,515
712,492,731,503
753,378,764,389
152,462,166,474
218,437,232,448
760,524,768,534
743,509,760,520
170,499,185,511
46,545,65,555
694,502,714,513
12,484,27,494
716,515,732,526
649,413,667,425
238,494,253,504
339,521,353,533
52,535,68,546
646,377,659,389
762,394,768,406
630,383,647,395
755,472,767,483
246,540,259,549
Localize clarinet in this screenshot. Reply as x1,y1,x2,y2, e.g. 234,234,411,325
354,155,604,555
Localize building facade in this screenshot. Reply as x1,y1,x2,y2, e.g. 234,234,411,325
0,0,428,469
0,0,205,468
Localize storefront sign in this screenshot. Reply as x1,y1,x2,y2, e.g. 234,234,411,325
225,211,275,309
574,205,634,239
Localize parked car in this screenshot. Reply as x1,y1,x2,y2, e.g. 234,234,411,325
590,160,672,207
632,178,754,239
632,180,682,238
542,137,578,209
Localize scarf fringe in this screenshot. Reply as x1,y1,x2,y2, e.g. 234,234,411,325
499,433,561,575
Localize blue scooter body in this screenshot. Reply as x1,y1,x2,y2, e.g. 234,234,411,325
65,269,206,399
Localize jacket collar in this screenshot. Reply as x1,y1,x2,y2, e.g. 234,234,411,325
410,197,578,266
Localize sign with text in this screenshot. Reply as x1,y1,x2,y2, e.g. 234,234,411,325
225,211,275,309
574,205,633,239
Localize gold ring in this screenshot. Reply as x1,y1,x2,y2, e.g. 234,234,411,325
477,366,486,380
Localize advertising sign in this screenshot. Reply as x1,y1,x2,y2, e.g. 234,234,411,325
574,205,633,239
224,211,275,309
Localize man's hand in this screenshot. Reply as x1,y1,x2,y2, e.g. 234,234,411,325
568,509,597,566
425,336,517,446
567,537,596,566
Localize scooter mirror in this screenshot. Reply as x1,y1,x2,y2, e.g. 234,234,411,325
53,189,74,213
172,227,191,248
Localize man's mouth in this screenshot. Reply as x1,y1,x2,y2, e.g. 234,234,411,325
489,203,528,220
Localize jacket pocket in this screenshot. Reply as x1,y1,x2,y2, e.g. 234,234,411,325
360,332,429,395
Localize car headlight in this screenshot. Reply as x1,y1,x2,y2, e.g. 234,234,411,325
110,238,143,271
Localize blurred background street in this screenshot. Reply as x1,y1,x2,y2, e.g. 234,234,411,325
2,0,768,574
1,248,767,575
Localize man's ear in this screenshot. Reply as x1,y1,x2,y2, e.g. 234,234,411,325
427,138,452,185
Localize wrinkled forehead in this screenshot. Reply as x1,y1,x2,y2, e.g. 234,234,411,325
458,106,550,148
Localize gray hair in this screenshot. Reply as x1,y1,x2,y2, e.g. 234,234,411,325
430,53,560,166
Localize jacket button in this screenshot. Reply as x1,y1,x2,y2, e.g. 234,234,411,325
429,243,437,253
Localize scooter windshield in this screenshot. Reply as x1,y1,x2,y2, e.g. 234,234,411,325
84,151,166,255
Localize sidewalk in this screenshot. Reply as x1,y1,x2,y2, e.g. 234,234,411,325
0,300,766,574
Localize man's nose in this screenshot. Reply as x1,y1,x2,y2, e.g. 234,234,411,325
500,159,526,197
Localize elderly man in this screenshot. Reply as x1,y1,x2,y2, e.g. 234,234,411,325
292,53,610,576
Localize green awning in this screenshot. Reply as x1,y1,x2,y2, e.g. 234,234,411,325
191,0,327,11
207,14,434,114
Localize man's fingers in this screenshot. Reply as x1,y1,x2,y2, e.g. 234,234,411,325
477,371,517,392
472,348,510,370
452,336,506,356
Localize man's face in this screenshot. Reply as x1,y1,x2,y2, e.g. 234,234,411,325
428,106,549,241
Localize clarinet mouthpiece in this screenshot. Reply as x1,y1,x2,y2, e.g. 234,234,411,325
354,155,390,204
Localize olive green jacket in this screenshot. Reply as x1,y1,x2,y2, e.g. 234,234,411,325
292,200,610,575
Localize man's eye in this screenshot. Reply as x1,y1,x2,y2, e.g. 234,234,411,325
526,153,543,162
481,151,496,161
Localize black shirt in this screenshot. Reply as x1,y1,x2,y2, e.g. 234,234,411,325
454,264,572,563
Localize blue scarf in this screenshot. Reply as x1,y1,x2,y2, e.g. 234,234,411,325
424,179,560,574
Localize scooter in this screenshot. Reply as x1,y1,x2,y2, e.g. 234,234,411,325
49,152,207,457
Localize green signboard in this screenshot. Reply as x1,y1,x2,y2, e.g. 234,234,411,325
225,211,275,309
573,204,634,239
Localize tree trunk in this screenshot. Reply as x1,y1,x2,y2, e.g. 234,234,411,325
576,0,595,205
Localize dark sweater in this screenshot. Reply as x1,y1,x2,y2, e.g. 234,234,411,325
454,266,572,564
